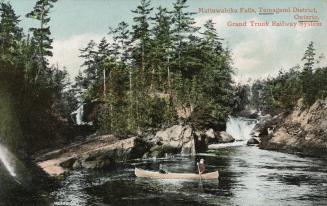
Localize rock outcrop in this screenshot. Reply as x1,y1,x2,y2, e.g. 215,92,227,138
143,124,228,158
37,135,149,176
37,123,228,175
259,99,327,156
218,131,235,143
144,125,197,157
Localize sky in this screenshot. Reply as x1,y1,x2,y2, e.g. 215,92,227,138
9,0,327,82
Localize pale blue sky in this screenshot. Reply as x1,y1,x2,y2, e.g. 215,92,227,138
8,0,327,81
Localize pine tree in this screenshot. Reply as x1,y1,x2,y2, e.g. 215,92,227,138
72,70,86,100
131,0,153,82
301,41,316,105
201,20,223,52
97,37,110,97
109,21,136,130
0,2,23,64
302,41,315,71
26,0,57,82
150,6,173,92
171,0,197,69
79,40,98,87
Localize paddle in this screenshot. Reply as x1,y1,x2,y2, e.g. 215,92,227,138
197,162,204,193
197,162,203,182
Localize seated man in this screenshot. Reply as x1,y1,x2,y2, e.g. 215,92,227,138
197,159,206,174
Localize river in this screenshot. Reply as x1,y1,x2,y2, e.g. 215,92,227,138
48,146,327,206
1,117,327,206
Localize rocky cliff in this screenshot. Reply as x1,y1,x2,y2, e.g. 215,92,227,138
257,99,327,156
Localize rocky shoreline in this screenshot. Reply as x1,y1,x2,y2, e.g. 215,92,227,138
254,99,327,157
36,98,327,176
36,123,236,176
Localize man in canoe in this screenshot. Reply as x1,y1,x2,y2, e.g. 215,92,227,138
197,159,206,174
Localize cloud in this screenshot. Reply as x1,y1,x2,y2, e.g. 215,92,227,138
49,33,105,78
194,14,327,83
50,14,327,83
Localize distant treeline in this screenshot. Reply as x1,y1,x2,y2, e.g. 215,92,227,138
236,42,327,115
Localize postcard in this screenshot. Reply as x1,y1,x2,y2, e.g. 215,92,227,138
0,0,326,205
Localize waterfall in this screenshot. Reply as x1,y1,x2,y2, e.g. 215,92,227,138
71,104,85,125
0,143,17,177
226,116,257,141
76,104,84,125
209,116,257,149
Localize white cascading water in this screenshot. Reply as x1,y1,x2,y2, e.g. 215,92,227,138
71,104,85,125
226,116,257,141
0,143,17,177
209,116,257,149
75,104,84,125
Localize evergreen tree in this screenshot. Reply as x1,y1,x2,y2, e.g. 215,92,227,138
78,0,235,133
301,41,316,105
171,0,197,69
26,0,57,82
150,6,173,92
72,70,86,100
131,0,153,77
0,2,23,64
79,40,98,88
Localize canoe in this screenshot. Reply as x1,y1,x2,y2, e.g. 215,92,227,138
135,168,219,180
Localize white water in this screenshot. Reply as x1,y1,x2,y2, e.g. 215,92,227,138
71,103,93,126
71,104,85,125
226,116,257,141
76,104,84,125
209,116,257,149
0,143,17,177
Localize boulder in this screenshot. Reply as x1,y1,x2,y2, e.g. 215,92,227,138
154,125,196,155
201,128,220,144
247,137,260,146
205,129,215,139
217,131,235,143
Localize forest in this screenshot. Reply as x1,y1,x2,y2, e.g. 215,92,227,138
1,0,327,156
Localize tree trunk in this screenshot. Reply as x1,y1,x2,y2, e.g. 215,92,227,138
103,69,106,97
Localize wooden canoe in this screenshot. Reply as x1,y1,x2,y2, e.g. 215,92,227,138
135,168,219,180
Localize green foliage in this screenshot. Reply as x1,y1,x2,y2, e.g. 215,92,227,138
26,0,57,82
301,41,317,106
0,1,77,154
250,67,303,114
79,0,234,134
0,64,23,151
0,2,23,64
231,84,250,114
250,41,327,114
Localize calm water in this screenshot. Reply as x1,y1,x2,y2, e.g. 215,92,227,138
44,146,327,206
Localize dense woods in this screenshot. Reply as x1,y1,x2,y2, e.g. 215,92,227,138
77,0,234,134
0,0,76,154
